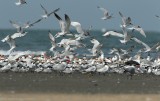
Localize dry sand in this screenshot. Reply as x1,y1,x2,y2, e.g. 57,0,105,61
0,93,160,101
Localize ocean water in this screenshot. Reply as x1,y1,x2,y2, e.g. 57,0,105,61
0,29,160,57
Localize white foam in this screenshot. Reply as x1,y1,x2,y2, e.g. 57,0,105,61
0,50,46,56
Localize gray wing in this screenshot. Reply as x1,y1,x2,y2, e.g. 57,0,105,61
9,20,20,29
48,8,60,16
40,4,48,15
65,14,71,32
97,6,108,16
71,22,84,34
54,13,62,21
49,31,56,44
29,18,43,27
131,37,150,50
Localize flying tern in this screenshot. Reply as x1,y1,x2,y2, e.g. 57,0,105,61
131,37,160,53
1,35,16,53
97,6,113,20
119,12,132,27
54,13,72,38
103,31,124,38
71,21,90,39
89,39,103,56
15,0,27,6
155,15,160,19
24,18,43,28
48,31,56,51
40,4,60,19
128,26,146,37
10,20,28,35
119,26,132,44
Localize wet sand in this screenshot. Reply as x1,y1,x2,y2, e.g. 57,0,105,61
0,73,160,101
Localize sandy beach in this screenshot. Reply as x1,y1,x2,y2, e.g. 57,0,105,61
0,73,160,101
0,93,160,101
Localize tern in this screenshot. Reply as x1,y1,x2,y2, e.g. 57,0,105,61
40,4,60,19
89,39,103,56
119,12,132,27
96,65,109,74
128,26,146,37
71,21,84,34
9,20,28,38
48,31,56,51
15,0,27,6
131,37,160,53
97,6,113,20
54,13,71,38
119,26,132,44
71,21,90,39
24,18,43,28
155,15,160,19
1,35,16,53
10,20,24,33
156,45,160,51
124,65,135,79
103,31,124,38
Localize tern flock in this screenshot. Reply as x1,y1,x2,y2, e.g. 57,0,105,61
0,0,160,78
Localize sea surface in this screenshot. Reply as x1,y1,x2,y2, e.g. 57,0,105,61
0,29,160,57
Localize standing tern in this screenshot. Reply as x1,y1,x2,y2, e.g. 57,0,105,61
97,6,113,20
54,13,71,38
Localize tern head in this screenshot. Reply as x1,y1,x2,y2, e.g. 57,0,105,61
24,1,27,4
137,26,141,28
130,22,133,25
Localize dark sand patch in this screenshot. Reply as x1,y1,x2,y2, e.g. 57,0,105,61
0,72,160,94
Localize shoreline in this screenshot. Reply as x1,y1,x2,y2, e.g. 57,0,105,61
0,93,160,101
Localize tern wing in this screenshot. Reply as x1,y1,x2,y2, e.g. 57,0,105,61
97,6,108,16
71,22,84,34
11,32,27,39
49,31,56,44
40,4,48,15
54,13,65,32
48,8,60,16
9,20,20,29
132,37,150,50
65,14,71,32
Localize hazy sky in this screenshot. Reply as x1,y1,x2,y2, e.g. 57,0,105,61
1,0,160,31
